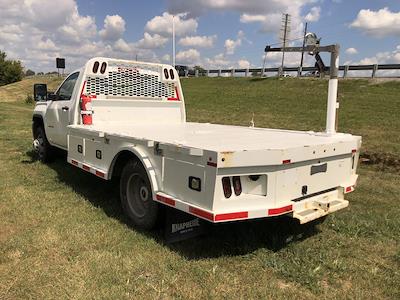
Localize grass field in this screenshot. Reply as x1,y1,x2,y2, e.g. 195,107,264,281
0,77,399,299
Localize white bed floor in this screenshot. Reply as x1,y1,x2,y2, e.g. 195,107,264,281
70,122,359,152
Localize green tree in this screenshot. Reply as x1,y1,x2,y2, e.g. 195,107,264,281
0,50,24,86
193,65,206,76
25,69,35,76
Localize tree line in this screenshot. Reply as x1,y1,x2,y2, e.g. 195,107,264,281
0,50,54,87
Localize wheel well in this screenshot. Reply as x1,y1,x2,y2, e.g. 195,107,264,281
111,150,140,179
32,116,44,138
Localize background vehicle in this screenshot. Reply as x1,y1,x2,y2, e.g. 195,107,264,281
32,56,361,230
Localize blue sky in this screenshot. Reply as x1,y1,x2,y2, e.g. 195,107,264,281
0,0,399,72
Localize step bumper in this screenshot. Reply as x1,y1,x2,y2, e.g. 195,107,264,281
292,194,349,224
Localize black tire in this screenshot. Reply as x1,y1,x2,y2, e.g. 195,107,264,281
33,126,53,163
120,159,160,230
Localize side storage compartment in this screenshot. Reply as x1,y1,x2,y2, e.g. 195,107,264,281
162,150,217,210
68,135,84,162
83,137,111,171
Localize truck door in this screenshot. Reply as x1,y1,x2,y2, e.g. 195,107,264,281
45,72,79,148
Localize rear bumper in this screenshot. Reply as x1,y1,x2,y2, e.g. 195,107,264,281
155,186,352,224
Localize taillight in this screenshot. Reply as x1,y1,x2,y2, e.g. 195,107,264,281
232,176,242,196
222,177,232,198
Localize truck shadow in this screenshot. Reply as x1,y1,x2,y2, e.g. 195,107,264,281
25,151,323,259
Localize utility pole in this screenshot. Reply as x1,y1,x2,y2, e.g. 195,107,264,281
299,22,308,76
172,15,176,67
280,13,291,76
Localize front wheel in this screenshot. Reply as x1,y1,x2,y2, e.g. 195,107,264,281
120,159,160,230
33,126,53,163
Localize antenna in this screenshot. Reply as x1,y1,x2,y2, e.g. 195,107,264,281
172,15,176,67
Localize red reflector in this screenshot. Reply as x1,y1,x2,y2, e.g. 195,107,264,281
207,161,217,167
222,177,232,198
167,86,180,101
82,165,90,171
215,211,248,221
189,206,214,221
232,176,242,196
71,160,78,166
352,149,357,154
268,205,293,216
282,159,291,164
95,171,105,178
345,186,354,193
156,194,176,206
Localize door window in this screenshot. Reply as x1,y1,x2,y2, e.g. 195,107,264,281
56,72,79,100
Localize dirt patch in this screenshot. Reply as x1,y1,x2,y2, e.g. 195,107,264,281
361,151,400,172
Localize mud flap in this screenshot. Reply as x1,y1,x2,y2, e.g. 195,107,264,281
164,207,206,243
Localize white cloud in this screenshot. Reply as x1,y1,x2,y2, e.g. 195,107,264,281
0,0,102,71
145,12,198,37
25,0,76,29
113,39,132,53
178,35,216,48
204,53,231,69
237,59,251,68
345,45,400,77
350,7,400,37
99,15,126,41
168,0,314,17
224,31,244,55
168,0,314,36
58,11,97,44
162,54,171,62
0,1,163,72
304,6,321,22
358,46,400,65
224,39,241,55
176,49,201,65
240,14,268,23
263,51,310,68
345,47,358,55
136,33,169,49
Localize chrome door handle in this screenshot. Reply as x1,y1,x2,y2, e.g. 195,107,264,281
62,106,69,111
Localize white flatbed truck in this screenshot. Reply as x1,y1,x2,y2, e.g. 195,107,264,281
32,45,361,230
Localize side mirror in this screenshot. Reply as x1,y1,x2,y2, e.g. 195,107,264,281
33,84,47,101
47,92,57,101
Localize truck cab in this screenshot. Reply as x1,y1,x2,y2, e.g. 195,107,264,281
41,71,81,148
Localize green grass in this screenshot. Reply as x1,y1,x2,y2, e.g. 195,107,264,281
0,75,62,102
0,77,399,299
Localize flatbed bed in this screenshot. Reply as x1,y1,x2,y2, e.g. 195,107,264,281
70,122,357,152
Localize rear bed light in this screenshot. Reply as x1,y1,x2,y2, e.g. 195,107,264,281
282,159,291,164
92,61,99,73
232,176,242,196
222,177,232,198
100,62,107,74
164,68,169,79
